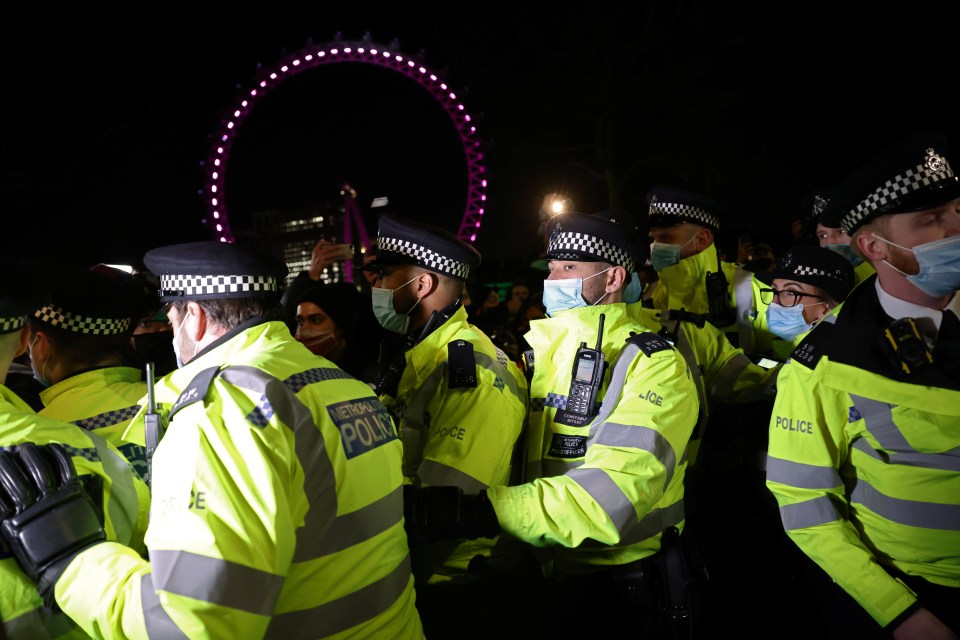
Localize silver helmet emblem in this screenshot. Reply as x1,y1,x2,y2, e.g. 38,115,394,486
925,147,946,173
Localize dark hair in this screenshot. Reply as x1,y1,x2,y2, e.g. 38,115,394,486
28,319,131,365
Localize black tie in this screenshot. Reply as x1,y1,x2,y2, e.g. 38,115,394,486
934,310,960,382
939,309,960,340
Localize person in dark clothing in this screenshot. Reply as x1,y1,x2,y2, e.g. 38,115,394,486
293,281,380,384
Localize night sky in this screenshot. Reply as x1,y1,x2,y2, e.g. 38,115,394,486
2,5,956,284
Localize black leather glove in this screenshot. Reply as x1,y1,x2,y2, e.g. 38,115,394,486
0,443,106,607
403,485,500,543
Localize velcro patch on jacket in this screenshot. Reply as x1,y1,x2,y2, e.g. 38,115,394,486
327,397,398,459
790,321,835,369
625,332,673,357
170,366,222,419
448,340,478,388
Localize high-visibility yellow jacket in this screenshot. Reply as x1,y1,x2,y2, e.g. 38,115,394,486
0,384,149,640
647,245,738,326
379,305,528,585
57,320,423,639
39,366,148,481
487,303,698,574
765,277,960,628
626,304,778,464
854,260,876,286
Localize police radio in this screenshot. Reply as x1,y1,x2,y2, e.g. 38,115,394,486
705,247,736,328
555,313,606,427
143,361,164,487
884,317,933,375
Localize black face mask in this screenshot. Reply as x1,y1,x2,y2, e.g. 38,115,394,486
130,332,177,377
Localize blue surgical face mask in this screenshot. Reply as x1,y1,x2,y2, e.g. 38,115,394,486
649,235,696,272
542,268,610,317
623,271,642,304
873,233,960,297
371,276,422,333
765,302,815,340
825,243,864,267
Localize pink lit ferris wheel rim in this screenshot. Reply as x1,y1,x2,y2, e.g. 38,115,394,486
203,38,488,244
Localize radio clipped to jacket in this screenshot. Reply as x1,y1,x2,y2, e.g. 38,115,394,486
556,313,606,427
705,247,735,328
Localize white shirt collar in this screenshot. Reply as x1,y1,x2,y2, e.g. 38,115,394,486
875,279,959,342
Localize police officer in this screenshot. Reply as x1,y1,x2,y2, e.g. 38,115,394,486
766,130,960,639
407,210,701,638
645,186,741,335
755,244,855,349
363,213,530,639
813,187,878,286
696,244,856,603
0,258,150,638
27,267,150,480
0,241,424,639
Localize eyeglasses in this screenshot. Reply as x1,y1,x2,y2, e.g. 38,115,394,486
759,287,825,308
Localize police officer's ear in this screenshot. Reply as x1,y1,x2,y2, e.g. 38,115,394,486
604,265,629,293
412,271,440,299
854,229,888,263
693,227,713,253
178,301,210,341
14,325,30,358
27,329,52,364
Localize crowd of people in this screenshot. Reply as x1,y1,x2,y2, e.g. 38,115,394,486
0,129,957,639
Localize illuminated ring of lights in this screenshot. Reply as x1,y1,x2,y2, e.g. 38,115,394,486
203,38,488,244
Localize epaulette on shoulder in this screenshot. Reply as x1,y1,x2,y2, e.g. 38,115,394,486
625,331,674,357
169,366,222,419
789,317,836,369
447,339,478,388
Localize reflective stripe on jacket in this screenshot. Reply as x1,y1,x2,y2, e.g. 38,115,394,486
380,305,529,585
58,321,423,640
487,303,698,574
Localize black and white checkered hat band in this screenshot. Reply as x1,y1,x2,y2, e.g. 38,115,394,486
790,265,832,279
649,202,720,230
841,158,955,233
0,316,26,334
160,274,278,298
33,305,131,336
378,236,471,279
548,232,635,273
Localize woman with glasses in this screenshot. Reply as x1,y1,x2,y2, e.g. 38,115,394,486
755,244,855,347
